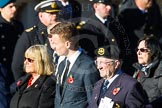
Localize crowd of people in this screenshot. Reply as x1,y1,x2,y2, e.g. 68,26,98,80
1,0,162,108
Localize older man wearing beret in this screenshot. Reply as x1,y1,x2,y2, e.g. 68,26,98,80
12,0,62,80
88,45,151,108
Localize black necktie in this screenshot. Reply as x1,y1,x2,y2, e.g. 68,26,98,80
104,20,108,27
62,59,70,85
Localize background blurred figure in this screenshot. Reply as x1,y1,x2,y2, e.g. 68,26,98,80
59,0,81,21
12,0,61,80
48,22,100,108
0,0,24,85
10,45,55,108
133,36,162,108
88,45,149,108
79,0,130,59
118,0,162,74
79,0,131,76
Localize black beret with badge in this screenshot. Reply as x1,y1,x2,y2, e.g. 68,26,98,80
89,0,112,5
95,45,120,60
34,0,62,13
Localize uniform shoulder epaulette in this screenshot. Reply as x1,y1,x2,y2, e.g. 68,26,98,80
25,25,36,32
76,21,87,30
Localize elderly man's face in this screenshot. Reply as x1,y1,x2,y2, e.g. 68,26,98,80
39,12,58,26
95,57,119,79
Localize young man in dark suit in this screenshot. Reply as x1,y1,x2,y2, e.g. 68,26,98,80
88,45,151,108
47,22,100,108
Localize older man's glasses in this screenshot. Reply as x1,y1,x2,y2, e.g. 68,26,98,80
24,57,34,63
95,60,114,66
136,48,150,53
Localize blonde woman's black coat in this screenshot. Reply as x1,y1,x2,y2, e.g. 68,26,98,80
10,74,56,108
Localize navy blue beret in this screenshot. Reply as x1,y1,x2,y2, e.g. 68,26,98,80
0,0,15,8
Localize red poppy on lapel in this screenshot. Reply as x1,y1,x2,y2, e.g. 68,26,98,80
16,80,21,87
67,74,74,84
112,87,120,95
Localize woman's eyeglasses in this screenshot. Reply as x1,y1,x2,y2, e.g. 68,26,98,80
24,57,34,63
136,48,150,53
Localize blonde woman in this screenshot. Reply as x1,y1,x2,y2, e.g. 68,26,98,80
10,45,55,108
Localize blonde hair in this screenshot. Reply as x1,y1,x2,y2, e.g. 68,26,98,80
24,45,55,75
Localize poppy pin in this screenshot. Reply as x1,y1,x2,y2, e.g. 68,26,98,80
67,74,74,84
112,87,120,95
16,80,21,87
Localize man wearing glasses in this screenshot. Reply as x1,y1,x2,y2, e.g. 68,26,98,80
12,0,62,80
88,45,151,108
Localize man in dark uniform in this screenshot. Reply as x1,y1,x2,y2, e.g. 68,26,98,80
0,0,24,107
118,0,162,74
88,45,151,108
0,0,24,84
12,0,62,80
78,0,131,75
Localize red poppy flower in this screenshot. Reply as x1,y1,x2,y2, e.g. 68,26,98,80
67,75,74,84
113,87,120,95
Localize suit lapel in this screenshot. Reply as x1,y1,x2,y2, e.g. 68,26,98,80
105,73,125,98
94,79,104,103
56,59,66,99
60,53,84,100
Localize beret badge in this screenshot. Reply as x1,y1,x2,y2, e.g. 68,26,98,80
51,2,57,9
98,48,105,55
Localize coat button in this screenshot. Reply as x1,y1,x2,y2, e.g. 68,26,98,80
1,35,5,39
3,58,6,62
2,46,6,50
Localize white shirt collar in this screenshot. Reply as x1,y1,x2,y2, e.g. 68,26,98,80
95,13,107,24
105,70,122,88
67,50,81,70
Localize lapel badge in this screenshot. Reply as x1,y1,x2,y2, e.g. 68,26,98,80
114,103,120,108
112,87,120,95
56,74,60,84
98,48,105,55
67,74,74,84
16,80,21,87
35,84,38,88
95,94,98,100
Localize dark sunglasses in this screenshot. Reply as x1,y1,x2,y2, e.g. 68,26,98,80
48,34,52,38
136,48,150,53
24,57,34,63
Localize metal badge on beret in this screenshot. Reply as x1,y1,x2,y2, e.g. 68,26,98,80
51,2,57,8
98,48,105,55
